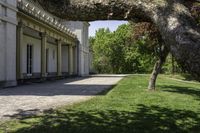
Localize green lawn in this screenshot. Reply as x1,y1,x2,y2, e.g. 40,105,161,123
1,75,200,133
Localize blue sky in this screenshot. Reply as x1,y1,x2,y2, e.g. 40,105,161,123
89,21,128,37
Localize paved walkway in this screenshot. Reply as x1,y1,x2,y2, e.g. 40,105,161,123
0,75,126,121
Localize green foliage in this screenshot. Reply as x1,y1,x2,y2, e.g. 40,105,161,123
90,22,182,74
90,23,158,74
162,54,182,74
90,28,113,73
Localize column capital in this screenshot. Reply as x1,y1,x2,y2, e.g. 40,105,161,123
72,43,76,48
40,32,47,38
72,45,76,48
18,21,25,29
68,42,76,47
57,39,63,45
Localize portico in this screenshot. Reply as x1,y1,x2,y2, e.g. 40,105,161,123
0,0,90,88
16,1,78,81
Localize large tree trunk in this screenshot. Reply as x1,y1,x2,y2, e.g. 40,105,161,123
37,0,200,81
148,45,169,91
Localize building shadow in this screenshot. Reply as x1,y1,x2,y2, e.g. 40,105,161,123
2,104,200,133
0,84,114,96
0,76,120,96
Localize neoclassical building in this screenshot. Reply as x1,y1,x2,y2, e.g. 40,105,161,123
0,0,90,87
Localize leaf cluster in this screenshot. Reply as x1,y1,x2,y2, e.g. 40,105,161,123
90,23,159,74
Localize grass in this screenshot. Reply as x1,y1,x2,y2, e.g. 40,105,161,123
1,74,200,133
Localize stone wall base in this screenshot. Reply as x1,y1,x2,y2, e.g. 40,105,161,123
0,80,17,88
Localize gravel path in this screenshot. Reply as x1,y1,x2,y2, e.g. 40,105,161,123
0,75,125,121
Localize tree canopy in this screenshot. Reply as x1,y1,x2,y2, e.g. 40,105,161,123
90,23,175,74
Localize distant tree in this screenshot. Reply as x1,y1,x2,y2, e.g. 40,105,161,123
131,22,170,91
90,28,114,73
90,23,161,75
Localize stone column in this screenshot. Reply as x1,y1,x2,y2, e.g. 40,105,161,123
73,45,77,75
16,22,24,80
41,32,47,78
68,45,73,75
57,39,62,76
76,40,80,76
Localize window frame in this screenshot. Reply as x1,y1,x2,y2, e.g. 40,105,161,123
27,44,33,76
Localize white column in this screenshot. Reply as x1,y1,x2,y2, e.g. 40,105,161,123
16,21,24,80
73,45,78,75
57,40,62,76
68,45,73,75
41,32,47,78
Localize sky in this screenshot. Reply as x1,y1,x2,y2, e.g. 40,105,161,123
89,21,128,37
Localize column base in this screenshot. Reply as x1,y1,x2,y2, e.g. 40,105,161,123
41,73,48,79
79,74,90,77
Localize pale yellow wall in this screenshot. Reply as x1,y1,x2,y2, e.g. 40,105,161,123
22,35,60,74
47,43,57,73
61,46,69,72
22,35,41,74
0,22,6,81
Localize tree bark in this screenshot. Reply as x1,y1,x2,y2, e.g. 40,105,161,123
148,44,169,91
37,0,200,80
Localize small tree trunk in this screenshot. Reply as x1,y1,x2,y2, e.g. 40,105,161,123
148,60,163,91
148,44,169,91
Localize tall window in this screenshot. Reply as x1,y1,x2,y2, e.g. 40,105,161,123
27,44,33,75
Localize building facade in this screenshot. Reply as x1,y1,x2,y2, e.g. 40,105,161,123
64,21,90,76
0,0,90,88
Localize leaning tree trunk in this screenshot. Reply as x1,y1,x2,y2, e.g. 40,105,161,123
37,0,200,81
148,44,169,91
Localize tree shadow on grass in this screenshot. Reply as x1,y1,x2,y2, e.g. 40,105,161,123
3,104,200,133
160,85,200,100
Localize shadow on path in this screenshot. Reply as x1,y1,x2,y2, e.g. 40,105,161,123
0,75,124,96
